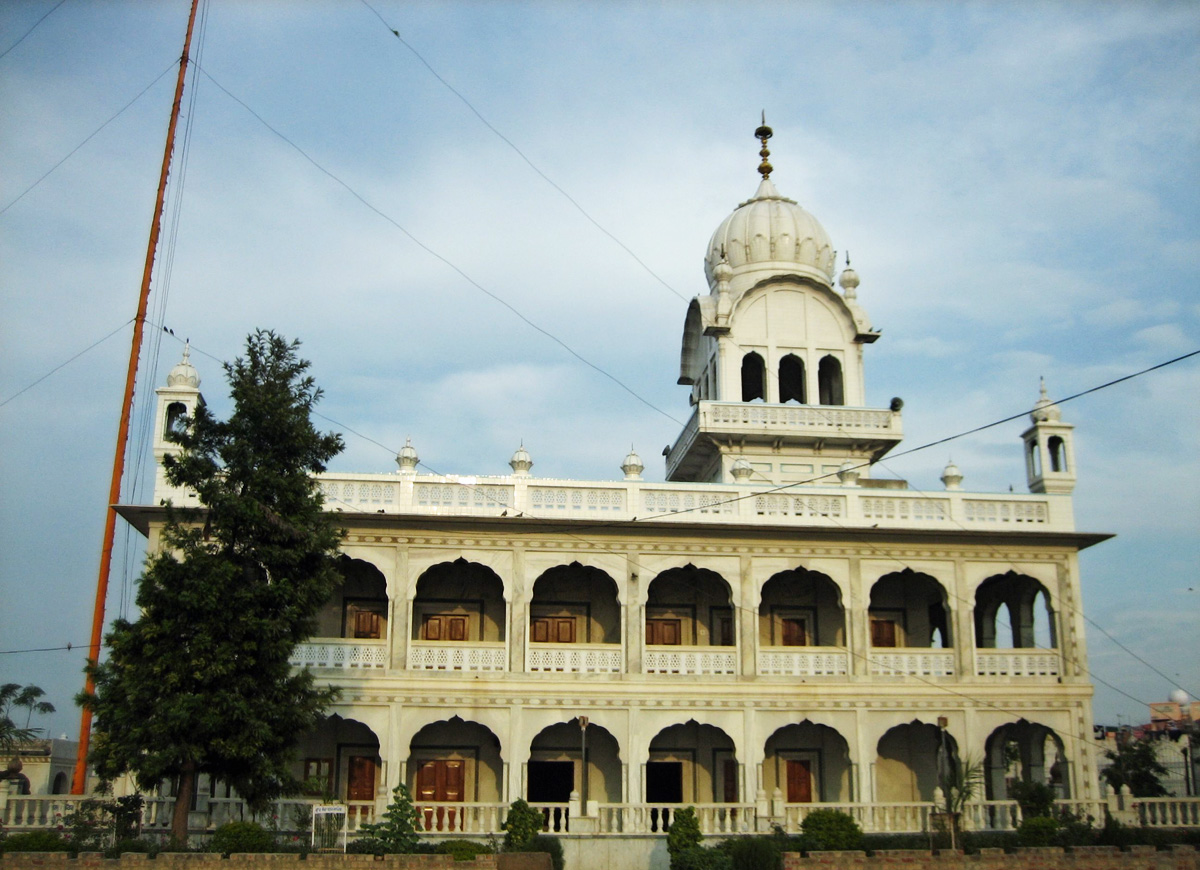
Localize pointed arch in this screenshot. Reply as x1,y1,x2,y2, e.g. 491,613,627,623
818,355,844,405
741,352,765,402
779,354,806,404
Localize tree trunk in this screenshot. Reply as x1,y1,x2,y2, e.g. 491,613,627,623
171,761,197,844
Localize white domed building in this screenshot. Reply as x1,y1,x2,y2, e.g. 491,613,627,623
129,125,1108,866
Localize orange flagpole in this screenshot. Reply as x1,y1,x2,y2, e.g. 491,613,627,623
72,0,202,795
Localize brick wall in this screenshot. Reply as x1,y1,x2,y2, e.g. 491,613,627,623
781,845,1198,870
0,854,551,870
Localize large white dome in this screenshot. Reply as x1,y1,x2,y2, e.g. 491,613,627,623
704,176,836,289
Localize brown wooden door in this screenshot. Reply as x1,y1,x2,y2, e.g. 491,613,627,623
723,759,739,802
354,610,382,639
423,614,469,641
646,618,681,645
532,617,576,643
786,759,813,803
870,617,897,647
417,760,465,831
782,618,807,646
717,615,734,646
347,756,376,801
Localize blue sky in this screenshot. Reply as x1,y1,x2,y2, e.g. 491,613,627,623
1,0,1197,740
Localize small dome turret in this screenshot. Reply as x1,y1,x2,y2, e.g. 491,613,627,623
838,255,860,300
621,446,644,480
166,342,200,388
941,459,963,491
1031,378,1062,422
730,457,754,482
509,442,533,476
396,437,419,473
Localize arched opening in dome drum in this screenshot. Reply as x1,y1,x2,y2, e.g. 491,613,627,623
1048,436,1066,472
779,354,806,403
741,352,765,402
164,401,187,437
1028,441,1042,478
818,356,844,405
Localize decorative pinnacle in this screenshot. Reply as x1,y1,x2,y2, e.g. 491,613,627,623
754,111,773,179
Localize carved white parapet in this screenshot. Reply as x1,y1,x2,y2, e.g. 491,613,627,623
526,643,622,674
974,650,1061,677
867,649,956,677
757,648,850,677
407,642,507,672
290,640,388,670
643,647,738,676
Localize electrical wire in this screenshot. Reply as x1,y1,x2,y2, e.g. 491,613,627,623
0,319,134,408
0,61,178,216
0,0,68,61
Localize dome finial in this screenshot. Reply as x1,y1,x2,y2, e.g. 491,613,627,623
754,111,773,179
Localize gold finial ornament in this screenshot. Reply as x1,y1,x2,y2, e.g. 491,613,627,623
754,110,773,179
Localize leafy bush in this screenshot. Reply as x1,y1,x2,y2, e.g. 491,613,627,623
106,838,156,858
502,799,546,851
721,836,780,870
524,835,565,870
436,839,492,860
208,820,276,854
673,845,733,870
358,783,421,853
1009,780,1056,820
800,809,862,851
2,830,74,852
667,806,703,865
1016,815,1059,847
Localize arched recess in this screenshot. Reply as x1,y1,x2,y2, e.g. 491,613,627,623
52,772,69,794
527,718,623,806
648,721,740,805
869,569,952,648
763,722,852,803
741,352,766,402
646,565,734,647
412,559,506,642
985,720,1069,800
974,571,1057,650
779,354,806,404
818,355,844,406
876,721,959,802
1048,436,1067,472
164,401,188,437
293,714,381,815
315,557,388,640
409,717,504,830
530,562,621,644
759,568,845,647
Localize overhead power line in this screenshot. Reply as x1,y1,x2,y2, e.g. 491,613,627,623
0,0,68,61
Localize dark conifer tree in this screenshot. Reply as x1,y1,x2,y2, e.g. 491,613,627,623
80,331,344,843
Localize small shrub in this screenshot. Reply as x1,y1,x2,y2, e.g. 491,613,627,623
502,799,546,851
800,809,862,851
436,839,492,860
2,830,74,852
514,835,564,870
1053,810,1094,847
673,845,733,870
722,836,780,870
667,806,703,865
1009,780,1056,820
1016,815,1060,847
105,837,156,858
208,820,276,854
358,783,420,854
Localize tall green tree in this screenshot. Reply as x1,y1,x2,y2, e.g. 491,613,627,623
1103,737,1170,797
79,331,344,843
1,683,55,751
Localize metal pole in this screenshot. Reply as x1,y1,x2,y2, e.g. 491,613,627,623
72,0,202,795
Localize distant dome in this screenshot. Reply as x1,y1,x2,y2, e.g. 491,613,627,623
704,176,836,288
166,343,200,388
1031,378,1062,423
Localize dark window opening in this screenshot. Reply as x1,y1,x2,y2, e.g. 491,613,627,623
741,352,765,402
779,354,806,403
818,356,844,405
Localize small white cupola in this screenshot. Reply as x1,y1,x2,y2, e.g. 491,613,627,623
154,342,202,459
396,437,419,474
509,442,533,477
1022,378,1076,494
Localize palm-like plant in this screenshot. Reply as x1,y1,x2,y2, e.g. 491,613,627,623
0,683,56,751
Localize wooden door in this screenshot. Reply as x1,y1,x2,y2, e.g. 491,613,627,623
416,759,465,831
354,610,382,639
786,759,813,803
531,617,576,643
782,617,807,646
347,756,376,801
423,614,469,641
870,617,897,647
723,759,739,803
646,618,681,646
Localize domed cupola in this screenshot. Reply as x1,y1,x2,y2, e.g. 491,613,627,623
703,119,836,291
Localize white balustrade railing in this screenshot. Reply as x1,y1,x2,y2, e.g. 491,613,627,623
757,647,849,677
408,641,507,672
975,649,1061,677
1135,797,1200,827
294,471,1072,533
526,643,622,674
868,649,955,677
416,802,506,834
528,803,570,833
644,646,738,675
2,795,86,828
291,639,388,670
